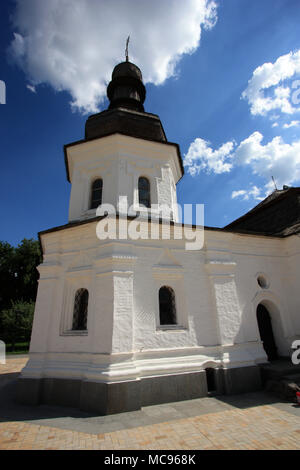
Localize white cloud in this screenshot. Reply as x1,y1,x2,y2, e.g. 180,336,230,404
231,185,262,201
234,131,300,189
283,120,300,129
184,138,234,176
240,133,297,178
9,0,218,114
242,49,300,118
186,131,300,199
26,84,36,93
231,189,247,199
271,122,279,128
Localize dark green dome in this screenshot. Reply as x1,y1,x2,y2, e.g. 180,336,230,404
107,61,146,112
112,61,143,81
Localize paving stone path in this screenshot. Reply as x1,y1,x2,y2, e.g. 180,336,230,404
0,356,299,450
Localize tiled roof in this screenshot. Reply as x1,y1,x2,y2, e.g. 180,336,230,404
224,187,300,237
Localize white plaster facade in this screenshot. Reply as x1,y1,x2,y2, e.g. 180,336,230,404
21,132,300,394
67,134,181,223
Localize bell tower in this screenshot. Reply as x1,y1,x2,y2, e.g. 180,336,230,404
17,59,191,416
65,59,183,223
16,52,268,415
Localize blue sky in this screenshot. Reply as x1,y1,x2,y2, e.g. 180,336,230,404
1,0,300,246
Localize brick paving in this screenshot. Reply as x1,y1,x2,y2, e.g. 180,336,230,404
0,356,299,450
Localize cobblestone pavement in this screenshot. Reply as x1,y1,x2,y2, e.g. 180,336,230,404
0,356,299,450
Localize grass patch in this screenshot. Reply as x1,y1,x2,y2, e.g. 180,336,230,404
5,342,29,354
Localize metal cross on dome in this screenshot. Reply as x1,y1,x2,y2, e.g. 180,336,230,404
125,35,130,62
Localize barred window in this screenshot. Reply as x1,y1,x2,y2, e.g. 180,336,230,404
138,177,151,208
72,289,89,331
90,179,103,209
159,286,177,325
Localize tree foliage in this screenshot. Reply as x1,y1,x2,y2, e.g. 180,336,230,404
0,241,16,312
0,238,42,347
2,300,35,350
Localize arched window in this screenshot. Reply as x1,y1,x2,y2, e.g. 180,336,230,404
138,177,151,208
72,288,89,330
90,178,103,209
159,286,177,325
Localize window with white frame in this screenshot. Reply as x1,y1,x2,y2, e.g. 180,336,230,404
90,178,103,210
159,286,177,325
72,288,89,330
138,176,151,208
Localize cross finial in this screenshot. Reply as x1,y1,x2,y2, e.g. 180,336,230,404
271,175,278,191
125,35,130,62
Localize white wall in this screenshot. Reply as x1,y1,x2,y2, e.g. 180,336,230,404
66,134,182,223
24,218,300,383
25,129,300,380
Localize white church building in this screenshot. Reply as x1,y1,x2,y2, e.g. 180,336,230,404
17,60,300,414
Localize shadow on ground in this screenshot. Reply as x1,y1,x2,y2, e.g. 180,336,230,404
0,372,297,436
213,392,280,409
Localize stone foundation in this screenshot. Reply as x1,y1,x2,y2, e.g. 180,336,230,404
16,366,262,414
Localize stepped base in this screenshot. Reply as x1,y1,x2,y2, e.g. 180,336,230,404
16,365,262,414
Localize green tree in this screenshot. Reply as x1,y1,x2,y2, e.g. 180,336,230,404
0,241,16,312
2,300,35,351
0,238,41,346
14,238,42,302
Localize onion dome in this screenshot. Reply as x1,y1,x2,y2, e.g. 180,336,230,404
107,61,146,112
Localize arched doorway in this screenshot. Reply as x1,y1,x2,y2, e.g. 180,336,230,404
256,303,278,361
205,368,216,393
